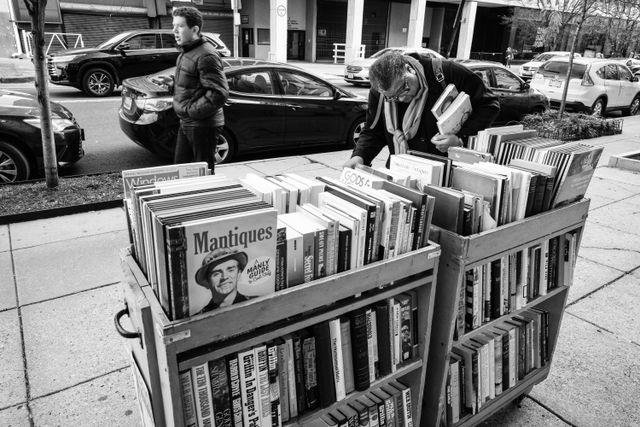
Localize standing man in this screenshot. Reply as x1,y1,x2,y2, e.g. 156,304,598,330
343,51,499,169
505,46,514,67
165,6,228,172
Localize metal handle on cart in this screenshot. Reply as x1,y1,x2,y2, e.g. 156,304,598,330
114,304,141,340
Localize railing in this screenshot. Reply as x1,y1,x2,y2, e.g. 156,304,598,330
23,31,85,56
332,43,366,64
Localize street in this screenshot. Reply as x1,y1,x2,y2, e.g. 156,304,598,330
1,78,370,176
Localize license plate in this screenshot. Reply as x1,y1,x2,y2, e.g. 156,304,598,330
547,79,562,88
123,96,132,110
348,73,354,79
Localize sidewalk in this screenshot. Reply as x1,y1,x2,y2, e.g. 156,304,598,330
2,116,640,425
0,57,36,83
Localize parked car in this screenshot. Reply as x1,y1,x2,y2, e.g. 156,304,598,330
519,51,580,80
530,57,640,116
0,89,84,183
344,47,443,86
614,57,640,75
453,59,549,124
119,58,368,164
47,30,230,97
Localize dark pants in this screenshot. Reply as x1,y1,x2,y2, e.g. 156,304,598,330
174,123,218,172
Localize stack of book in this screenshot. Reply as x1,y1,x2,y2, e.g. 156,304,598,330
446,307,549,424
178,299,420,426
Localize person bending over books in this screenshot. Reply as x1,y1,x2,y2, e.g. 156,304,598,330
195,247,248,312
343,51,500,168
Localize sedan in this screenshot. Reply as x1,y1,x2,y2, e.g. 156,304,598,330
119,58,368,164
344,47,443,86
453,59,550,124
0,89,84,182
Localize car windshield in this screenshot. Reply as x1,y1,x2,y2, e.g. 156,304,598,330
96,32,131,48
538,61,587,79
533,53,561,62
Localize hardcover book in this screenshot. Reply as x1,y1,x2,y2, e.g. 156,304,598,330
209,358,233,427
237,348,261,426
311,322,337,408
192,362,215,427
225,355,244,427
179,370,198,427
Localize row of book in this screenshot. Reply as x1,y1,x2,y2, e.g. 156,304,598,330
179,298,419,427
446,308,550,425
457,231,578,338
121,163,437,320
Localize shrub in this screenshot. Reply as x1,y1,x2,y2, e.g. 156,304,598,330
520,111,623,141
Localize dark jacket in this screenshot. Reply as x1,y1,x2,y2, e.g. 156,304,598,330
173,38,229,126
351,56,500,164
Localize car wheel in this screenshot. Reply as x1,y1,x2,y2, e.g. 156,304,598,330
629,96,640,116
214,129,236,164
0,141,31,183
347,117,366,148
82,68,115,97
590,98,605,116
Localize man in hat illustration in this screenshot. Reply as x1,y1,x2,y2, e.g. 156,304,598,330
195,247,249,312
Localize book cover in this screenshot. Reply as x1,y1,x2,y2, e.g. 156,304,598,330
237,348,261,427
436,91,472,135
552,145,603,208
431,83,459,120
165,207,278,318
225,355,244,427
192,362,215,427
179,370,198,427
209,357,233,427
122,162,209,200
311,322,337,408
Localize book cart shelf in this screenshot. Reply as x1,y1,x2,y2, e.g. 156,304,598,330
421,198,590,426
118,243,442,426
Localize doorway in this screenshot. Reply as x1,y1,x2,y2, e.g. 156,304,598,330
242,28,252,57
287,30,305,60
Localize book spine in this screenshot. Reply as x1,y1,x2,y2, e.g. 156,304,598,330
340,318,355,394
292,334,307,413
284,336,298,418
350,309,370,391
276,343,289,422
275,226,287,291
500,256,509,316
167,226,189,320
314,228,327,279
337,226,351,273
392,300,401,371
365,308,376,381
266,343,282,427
397,294,412,363
302,333,321,409
329,318,346,401
540,239,549,296
490,259,501,320
209,358,233,427
226,356,245,427
192,362,214,427
238,349,261,427
310,324,335,408
301,232,315,283
255,345,271,427
179,370,198,427
375,302,392,377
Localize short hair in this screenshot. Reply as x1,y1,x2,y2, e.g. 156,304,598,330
369,51,410,92
172,6,203,34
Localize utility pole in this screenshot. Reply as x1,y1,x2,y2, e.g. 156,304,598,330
232,0,239,57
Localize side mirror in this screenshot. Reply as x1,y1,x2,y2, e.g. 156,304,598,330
117,43,130,51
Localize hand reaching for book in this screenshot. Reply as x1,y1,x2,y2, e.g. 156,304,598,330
431,134,462,153
343,156,364,169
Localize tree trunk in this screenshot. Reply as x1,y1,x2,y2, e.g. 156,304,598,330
26,0,59,188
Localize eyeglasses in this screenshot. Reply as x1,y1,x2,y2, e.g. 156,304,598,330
382,74,411,102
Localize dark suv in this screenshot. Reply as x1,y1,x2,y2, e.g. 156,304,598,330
47,29,230,97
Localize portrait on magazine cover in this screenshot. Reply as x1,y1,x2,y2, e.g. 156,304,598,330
195,247,250,312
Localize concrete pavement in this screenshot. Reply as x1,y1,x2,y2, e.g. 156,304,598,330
2,120,640,425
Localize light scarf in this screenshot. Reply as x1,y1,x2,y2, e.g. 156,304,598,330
382,57,429,155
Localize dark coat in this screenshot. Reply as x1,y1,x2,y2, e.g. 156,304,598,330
173,38,229,127
351,56,500,165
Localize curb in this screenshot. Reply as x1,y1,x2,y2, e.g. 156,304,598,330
0,76,35,83
0,199,122,225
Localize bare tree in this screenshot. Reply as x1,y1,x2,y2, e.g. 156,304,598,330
23,0,58,188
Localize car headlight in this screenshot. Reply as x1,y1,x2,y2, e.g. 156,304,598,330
51,55,79,63
135,97,173,112
24,118,76,132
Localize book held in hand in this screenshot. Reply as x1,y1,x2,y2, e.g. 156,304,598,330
431,83,472,135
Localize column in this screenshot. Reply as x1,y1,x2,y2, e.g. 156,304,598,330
406,0,426,48
456,1,478,59
344,0,364,63
270,0,288,63
429,8,444,53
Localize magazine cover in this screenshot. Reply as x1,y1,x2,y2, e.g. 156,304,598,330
166,207,278,318
121,162,209,200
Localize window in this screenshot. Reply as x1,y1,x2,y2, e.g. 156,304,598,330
605,64,619,80
278,71,332,97
161,34,177,49
123,34,157,50
494,67,521,91
228,71,274,95
473,69,491,87
257,29,270,45
618,65,632,81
